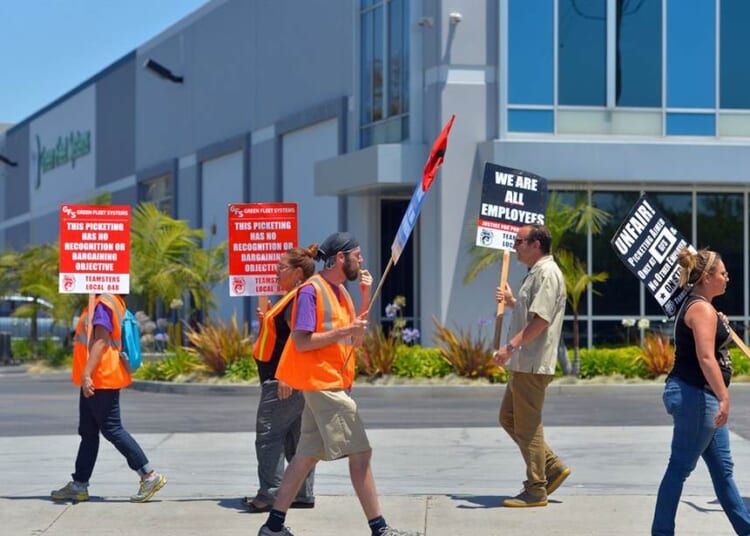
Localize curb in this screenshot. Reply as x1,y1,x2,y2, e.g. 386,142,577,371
129,380,688,398
0,364,28,374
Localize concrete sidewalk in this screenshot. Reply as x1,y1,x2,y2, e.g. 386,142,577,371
2,426,747,535
0,494,736,535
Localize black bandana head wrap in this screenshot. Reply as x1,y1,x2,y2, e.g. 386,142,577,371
315,232,359,262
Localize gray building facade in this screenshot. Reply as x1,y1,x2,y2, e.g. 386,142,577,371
1,0,750,347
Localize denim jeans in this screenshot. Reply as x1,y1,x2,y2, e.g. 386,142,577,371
254,380,314,503
652,377,750,535
73,389,150,484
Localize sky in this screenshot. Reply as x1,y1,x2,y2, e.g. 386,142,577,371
0,0,210,125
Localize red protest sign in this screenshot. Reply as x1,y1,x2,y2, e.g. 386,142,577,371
227,203,298,296
59,204,131,294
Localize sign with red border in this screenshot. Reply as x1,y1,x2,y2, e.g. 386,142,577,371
59,204,131,294
228,203,298,297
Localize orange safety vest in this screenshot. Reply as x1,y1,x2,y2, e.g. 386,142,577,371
71,294,132,389
276,274,357,390
253,289,298,362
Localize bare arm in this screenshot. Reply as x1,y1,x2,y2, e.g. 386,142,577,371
81,325,110,398
276,308,294,400
291,318,368,353
686,301,730,427
493,314,550,365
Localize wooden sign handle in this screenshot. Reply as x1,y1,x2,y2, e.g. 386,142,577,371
493,250,511,349
730,328,750,359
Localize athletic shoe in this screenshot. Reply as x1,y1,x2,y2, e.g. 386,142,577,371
130,473,167,503
546,466,571,495
377,527,422,536
51,481,89,502
258,525,295,536
502,490,548,508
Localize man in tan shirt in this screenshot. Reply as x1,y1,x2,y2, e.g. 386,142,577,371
493,224,571,507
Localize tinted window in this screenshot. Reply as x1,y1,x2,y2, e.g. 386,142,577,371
387,0,408,118
666,0,715,108
617,0,662,107
509,0,554,105
720,0,750,108
558,0,606,105
697,193,743,315
592,191,640,315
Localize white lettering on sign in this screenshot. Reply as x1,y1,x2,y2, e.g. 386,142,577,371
480,203,545,225
613,200,657,255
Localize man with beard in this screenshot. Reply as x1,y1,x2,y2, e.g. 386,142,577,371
257,232,418,536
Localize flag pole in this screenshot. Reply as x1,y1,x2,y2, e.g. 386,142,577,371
365,257,393,318
342,256,394,372
86,292,95,357
341,114,455,374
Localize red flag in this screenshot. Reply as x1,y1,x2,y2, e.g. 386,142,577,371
421,114,455,192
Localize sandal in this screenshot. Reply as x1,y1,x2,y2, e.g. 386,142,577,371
242,497,273,513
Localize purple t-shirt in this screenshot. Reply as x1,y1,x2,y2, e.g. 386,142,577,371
92,303,114,333
294,281,341,332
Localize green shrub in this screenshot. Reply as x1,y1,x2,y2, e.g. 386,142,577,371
184,314,254,375
45,346,72,367
133,360,164,381
730,348,750,376
11,339,32,361
576,345,645,378
133,347,206,381
432,317,504,381
225,356,259,381
392,345,452,378
358,296,422,378
11,336,69,366
357,325,399,377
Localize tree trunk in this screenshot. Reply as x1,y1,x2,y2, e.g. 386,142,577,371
571,312,581,376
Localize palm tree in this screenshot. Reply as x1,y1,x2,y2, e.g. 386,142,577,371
130,203,203,317
180,241,228,323
555,249,608,375
15,244,59,351
0,250,20,296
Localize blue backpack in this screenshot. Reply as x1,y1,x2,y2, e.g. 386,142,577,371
99,295,142,372
120,309,142,372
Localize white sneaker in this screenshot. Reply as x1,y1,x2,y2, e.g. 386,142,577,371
130,473,167,502
378,528,422,536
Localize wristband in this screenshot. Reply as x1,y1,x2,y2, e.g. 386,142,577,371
505,342,516,353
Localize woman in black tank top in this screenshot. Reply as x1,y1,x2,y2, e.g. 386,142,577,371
652,248,750,535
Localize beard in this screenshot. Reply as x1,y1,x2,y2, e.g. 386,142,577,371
343,256,360,281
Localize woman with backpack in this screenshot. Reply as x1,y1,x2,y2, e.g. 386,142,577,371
51,293,167,503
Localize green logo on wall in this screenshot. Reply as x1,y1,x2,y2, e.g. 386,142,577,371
34,130,91,189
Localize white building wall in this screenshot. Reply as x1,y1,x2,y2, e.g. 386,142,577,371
201,149,243,324
281,119,339,248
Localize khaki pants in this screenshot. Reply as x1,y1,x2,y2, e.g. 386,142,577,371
499,371,564,497
297,390,371,461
